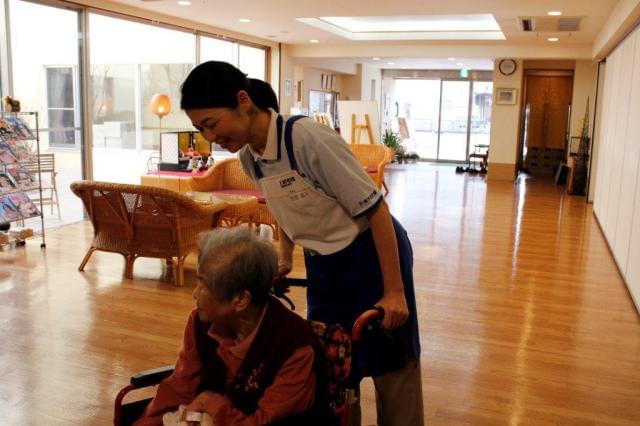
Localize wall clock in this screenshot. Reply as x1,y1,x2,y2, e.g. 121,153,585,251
498,59,517,76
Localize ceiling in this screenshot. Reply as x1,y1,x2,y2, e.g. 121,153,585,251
112,0,620,71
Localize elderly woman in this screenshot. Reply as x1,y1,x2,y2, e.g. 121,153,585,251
136,228,318,425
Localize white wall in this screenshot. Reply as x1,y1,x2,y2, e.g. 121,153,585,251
593,24,640,313
360,64,382,104
569,60,597,140
488,59,524,167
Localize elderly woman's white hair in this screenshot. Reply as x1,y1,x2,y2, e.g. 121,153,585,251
197,227,277,305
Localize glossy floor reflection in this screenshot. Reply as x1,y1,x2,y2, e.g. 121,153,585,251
1,162,639,425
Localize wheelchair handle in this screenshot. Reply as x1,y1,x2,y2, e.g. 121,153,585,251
352,306,385,342
271,276,308,310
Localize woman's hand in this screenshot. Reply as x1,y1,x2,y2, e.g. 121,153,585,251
277,259,293,276
375,288,409,330
181,391,215,420
278,226,294,277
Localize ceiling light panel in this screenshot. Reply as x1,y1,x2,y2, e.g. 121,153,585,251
297,14,505,41
320,14,501,32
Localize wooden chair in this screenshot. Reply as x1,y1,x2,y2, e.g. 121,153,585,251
348,144,394,194
23,153,61,219
70,181,227,286
188,158,280,239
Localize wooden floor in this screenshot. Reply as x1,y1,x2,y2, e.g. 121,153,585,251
1,163,639,425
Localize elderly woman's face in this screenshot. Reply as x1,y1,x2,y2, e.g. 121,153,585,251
192,275,235,323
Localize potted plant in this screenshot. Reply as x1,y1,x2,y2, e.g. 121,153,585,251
406,152,420,163
383,129,405,163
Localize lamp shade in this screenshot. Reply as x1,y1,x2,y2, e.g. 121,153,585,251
150,94,171,117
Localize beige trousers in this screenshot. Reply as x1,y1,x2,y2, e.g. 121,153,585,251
348,360,425,426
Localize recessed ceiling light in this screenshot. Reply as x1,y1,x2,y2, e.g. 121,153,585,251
309,39,319,43
402,66,407,69
372,57,380,60
548,37,559,42
177,0,191,5
547,11,562,16
387,62,395,65
239,18,251,23
448,57,456,61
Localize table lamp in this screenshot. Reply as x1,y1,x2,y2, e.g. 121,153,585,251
150,94,171,159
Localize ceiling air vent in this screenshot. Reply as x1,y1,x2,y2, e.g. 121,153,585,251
520,18,533,31
518,16,583,32
557,17,581,31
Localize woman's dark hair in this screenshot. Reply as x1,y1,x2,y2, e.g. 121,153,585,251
181,61,279,112
248,78,279,112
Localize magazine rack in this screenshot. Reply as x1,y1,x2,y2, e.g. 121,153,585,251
0,111,46,248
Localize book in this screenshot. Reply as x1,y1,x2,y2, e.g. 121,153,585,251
0,196,21,223
0,118,17,138
7,192,39,219
6,166,37,190
0,172,17,194
3,116,33,139
0,141,17,164
4,138,31,162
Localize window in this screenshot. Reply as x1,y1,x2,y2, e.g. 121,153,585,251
200,36,267,80
46,67,76,146
89,13,195,183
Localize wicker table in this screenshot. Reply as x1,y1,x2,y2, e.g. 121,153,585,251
186,191,258,228
141,170,208,193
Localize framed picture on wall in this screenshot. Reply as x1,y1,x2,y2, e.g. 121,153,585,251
496,88,517,105
284,79,292,97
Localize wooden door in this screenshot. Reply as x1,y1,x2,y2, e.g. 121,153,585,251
523,75,573,175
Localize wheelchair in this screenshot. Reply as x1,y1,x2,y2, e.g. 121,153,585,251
456,143,489,174
114,277,401,426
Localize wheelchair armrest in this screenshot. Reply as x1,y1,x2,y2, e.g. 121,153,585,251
130,365,174,388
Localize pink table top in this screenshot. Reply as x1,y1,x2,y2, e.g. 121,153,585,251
146,170,208,178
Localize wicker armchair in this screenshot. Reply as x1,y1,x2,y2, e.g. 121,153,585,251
71,181,227,286
348,144,394,194
188,158,280,239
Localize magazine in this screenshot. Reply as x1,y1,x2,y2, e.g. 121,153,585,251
0,118,17,138
0,141,17,164
0,196,21,223
4,138,31,162
3,116,33,139
0,172,17,194
6,166,37,190
7,192,39,219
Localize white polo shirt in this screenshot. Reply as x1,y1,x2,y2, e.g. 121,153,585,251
239,111,382,250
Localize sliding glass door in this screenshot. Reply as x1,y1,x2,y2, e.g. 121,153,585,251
394,79,440,159
393,78,492,162
438,81,470,161
9,0,84,226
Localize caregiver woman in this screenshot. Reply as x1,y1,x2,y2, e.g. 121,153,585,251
181,61,423,426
